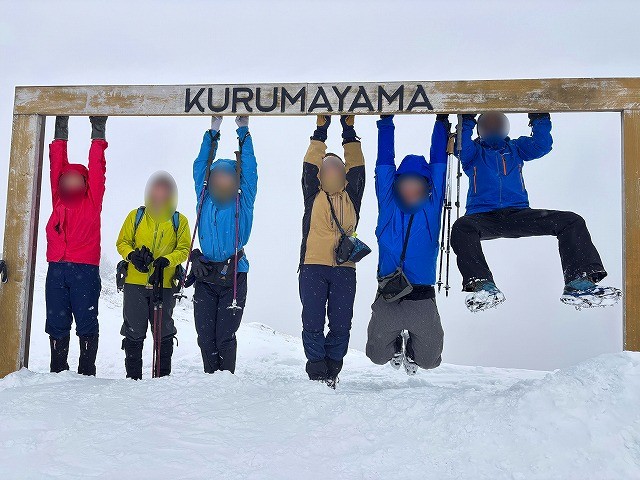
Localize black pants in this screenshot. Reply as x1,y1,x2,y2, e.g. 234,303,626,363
121,284,177,342
450,208,606,290
193,273,247,374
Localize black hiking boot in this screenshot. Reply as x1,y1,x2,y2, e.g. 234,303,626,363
403,333,418,376
49,335,70,373
390,334,404,369
159,337,174,377
122,338,143,380
326,358,343,390
78,335,99,376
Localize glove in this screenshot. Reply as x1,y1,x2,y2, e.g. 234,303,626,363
0,260,7,283
311,115,331,142
528,112,550,124
148,257,169,286
340,115,358,143
210,115,223,132
89,116,107,140
54,116,69,140
379,114,394,120
189,249,213,280
128,246,154,273
436,114,449,122
235,116,249,128
461,114,477,120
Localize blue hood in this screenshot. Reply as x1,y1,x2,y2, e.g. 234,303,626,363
210,158,237,174
393,154,433,213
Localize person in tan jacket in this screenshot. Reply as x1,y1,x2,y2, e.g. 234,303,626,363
299,115,365,388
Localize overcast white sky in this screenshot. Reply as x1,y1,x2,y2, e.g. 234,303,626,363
1,0,639,370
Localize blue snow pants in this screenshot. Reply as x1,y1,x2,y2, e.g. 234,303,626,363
45,262,101,339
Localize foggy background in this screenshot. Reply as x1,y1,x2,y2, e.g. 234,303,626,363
1,0,637,370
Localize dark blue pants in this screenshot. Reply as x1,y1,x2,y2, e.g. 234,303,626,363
193,273,247,374
45,262,101,339
299,265,356,379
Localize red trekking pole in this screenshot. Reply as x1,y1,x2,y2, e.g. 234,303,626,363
174,130,220,301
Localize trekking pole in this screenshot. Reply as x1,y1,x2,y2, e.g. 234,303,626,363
174,130,220,301
437,131,455,293
455,114,463,220
152,264,165,378
227,132,248,315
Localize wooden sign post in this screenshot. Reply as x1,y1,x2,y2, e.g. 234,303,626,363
2,78,639,376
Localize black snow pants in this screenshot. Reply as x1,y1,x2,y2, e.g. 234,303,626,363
450,207,606,291
193,273,247,374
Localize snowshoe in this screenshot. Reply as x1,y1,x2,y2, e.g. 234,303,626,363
465,281,505,313
390,334,404,369
560,278,622,310
402,332,418,376
403,356,418,376
325,376,339,390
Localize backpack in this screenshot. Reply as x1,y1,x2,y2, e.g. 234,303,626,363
116,207,186,293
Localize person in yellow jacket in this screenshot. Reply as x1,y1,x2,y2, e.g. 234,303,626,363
116,171,190,379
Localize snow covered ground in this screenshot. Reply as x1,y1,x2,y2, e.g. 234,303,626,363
0,267,639,479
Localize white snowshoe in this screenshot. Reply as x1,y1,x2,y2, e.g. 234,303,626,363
403,356,418,376
560,284,622,310
465,281,506,313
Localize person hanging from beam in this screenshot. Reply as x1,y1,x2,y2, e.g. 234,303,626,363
45,116,107,376
299,115,368,389
451,112,622,312
115,172,190,380
365,115,448,375
188,115,256,374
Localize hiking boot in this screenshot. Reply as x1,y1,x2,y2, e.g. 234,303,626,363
561,277,622,310
465,280,506,312
78,335,99,376
49,335,70,373
390,334,404,369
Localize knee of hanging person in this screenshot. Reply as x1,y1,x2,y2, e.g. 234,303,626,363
365,296,403,363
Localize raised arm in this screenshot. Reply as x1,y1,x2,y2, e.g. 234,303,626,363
458,115,482,168
236,117,257,210
342,115,366,211
511,113,553,161
116,209,137,261
375,115,397,210
193,118,220,197
49,116,70,202
87,117,108,206
302,116,328,203
429,115,451,206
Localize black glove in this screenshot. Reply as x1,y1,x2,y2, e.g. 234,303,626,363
128,246,154,273
461,114,477,121
89,116,108,140
311,115,331,142
54,116,69,140
436,114,449,122
0,260,7,283
148,257,170,286
189,249,212,280
528,112,550,125
380,114,394,120
340,115,358,143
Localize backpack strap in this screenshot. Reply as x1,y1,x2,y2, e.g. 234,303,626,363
399,214,415,266
171,211,180,233
134,206,145,233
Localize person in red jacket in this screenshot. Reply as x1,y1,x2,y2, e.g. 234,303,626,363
45,116,107,376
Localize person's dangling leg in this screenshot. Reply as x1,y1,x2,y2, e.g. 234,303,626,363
299,265,331,380
366,295,404,366
194,282,220,373
45,262,73,373
68,263,101,376
405,298,444,371
214,273,247,374
325,266,356,382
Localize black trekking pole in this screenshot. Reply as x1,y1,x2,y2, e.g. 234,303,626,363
152,264,165,378
174,130,220,301
437,131,455,293
227,132,248,316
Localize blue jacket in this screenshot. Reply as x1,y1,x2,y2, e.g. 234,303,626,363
193,126,257,272
461,116,553,215
375,116,448,286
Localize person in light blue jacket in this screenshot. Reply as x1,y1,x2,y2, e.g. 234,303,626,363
366,114,449,375
189,115,257,374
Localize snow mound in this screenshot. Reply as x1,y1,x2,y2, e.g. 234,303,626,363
0,323,638,480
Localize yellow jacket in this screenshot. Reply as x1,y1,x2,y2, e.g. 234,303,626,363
116,209,191,288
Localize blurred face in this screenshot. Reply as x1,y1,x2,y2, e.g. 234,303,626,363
59,172,85,192
144,171,178,220
209,170,238,203
478,112,510,140
149,181,172,210
398,176,428,207
320,156,346,194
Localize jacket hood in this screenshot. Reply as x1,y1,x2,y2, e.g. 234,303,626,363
210,158,237,174
61,163,89,180
476,136,511,149
394,155,434,213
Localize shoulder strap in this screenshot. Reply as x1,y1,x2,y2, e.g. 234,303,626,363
400,214,415,264
326,193,347,236
171,211,180,233
134,206,145,233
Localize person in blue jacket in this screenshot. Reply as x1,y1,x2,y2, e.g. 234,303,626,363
365,114,449,375
189,115,257,374
451,112,621,312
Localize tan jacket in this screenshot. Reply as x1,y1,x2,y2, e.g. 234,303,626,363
300,140,366,268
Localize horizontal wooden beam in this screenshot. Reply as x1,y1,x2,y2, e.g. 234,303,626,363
13,78,640,116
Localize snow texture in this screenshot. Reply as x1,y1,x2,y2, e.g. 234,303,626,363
1,268,639,480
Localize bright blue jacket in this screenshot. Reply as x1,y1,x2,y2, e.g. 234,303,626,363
193,126,257,272
461,116,552,215
375,116,448,286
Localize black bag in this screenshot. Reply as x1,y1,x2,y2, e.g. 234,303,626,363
326,193,371,265
377,214,415,302
184,250,245,288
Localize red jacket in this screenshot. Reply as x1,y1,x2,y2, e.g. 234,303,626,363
46,139,107,266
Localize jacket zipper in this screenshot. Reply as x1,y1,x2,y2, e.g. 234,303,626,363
519,165,525,191
501,154,507,175
473,166,477,193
